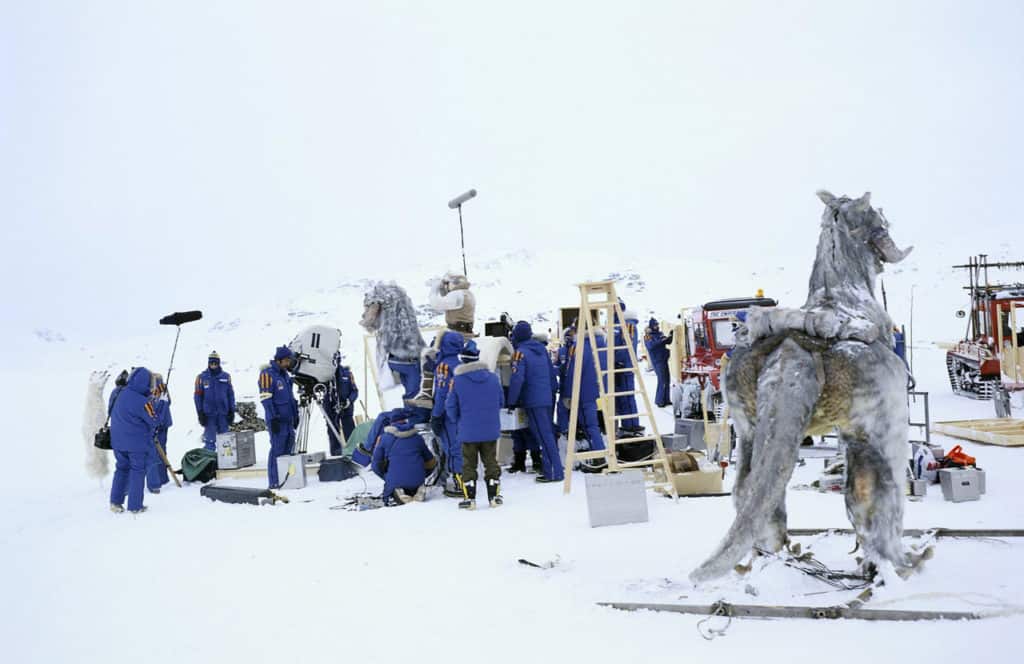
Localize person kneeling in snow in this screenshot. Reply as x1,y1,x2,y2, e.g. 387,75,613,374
447,340,505,508
371,418,436,505
109,367,158,514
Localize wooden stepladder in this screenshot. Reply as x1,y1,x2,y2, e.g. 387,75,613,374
563,281,678,499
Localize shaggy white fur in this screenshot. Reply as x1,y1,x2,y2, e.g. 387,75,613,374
82,370,110,479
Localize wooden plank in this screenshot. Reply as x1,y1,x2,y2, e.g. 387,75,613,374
932,418,1024,447
215,462,323,481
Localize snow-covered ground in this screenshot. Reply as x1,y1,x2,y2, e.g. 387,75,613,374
4,249,1024,663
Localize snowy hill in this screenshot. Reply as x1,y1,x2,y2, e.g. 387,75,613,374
4,244,1024,663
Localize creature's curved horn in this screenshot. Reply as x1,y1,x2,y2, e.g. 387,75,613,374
816,190,837,206
873,232,914,263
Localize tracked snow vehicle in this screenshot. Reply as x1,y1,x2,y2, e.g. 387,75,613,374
946,255,1024,399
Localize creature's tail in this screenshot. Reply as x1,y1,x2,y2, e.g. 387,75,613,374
690,339,821,584
82,370,110,479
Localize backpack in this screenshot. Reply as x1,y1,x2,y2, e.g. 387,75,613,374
181,448,218,483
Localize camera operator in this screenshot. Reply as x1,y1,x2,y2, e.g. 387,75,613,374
258,346,299,489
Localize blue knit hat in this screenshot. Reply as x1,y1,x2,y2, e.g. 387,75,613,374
274,345,293,361
512,320,533,344
649,317,659,329
458,339,480,362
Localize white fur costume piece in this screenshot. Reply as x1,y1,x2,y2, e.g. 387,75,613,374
82,370,111,478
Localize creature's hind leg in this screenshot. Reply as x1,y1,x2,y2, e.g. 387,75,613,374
730,414,755,507
841,413,908,574
747,341,822,553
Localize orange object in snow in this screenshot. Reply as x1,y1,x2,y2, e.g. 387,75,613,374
946,445,976,467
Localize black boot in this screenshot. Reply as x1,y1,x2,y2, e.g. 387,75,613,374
507,451,527,473
459,479,477,510
530,449,544,473
486,478,503,507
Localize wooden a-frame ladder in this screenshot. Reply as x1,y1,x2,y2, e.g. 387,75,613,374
563,281,678,499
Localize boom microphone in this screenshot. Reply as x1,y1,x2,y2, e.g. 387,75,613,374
447,189,477,209
159,310,203,326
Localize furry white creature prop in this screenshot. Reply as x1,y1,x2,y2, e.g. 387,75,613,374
360,281,426,368
82,370,111,479
691,191,913,583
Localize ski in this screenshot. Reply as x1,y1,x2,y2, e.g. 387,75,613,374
598,601,983,621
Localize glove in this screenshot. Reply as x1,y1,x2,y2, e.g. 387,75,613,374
430,416,444,437
270,418,281,434
340,400,351,410
228,411,236,425
198,413,208,426
666,332,674,344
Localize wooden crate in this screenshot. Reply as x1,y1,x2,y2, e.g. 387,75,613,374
931,418,1024,447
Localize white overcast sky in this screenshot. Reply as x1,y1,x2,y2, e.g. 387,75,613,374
2,1,1022,344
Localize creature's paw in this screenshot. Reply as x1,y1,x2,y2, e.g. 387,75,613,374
803,310,844,339
89,370,110,387
743,308,775,341
835,317,879,344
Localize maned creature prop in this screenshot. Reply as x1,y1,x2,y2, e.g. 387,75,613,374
690,191,913,583
359,281,426,368
82,370,111,479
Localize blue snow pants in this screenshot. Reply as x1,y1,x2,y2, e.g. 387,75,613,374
111,450,147,512
653,361,670,407
267,425,296,488
615,372,640,430
512,427,541,454
580,401,606,451
526,406,563,481
388,359,421,401
555,399,570,436
146,440,168,490
324,401,356,456
202,415,229,451
440,416,462,475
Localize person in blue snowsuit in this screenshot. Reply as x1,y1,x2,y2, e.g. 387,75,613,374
109,367,158,513
324,358,359,456
194,351,236,451
446,340,505,508
352,406,430,467
614,301,642,432
428,331,464,494
259,346,299,488
644,318,673,407
371,419,436,505
562,326,607,452
146,373,173,493
508,321,564,482
554,329,573,437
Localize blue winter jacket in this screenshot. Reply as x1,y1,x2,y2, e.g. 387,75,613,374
508,339,556,408
563,333,607,402
614,322,638,369
354,407,429,466
194,368,236,417
111,367,158,453
258,362,297,424
446,361,504,443
371,421,435,496
334,365,358,406
431,331,464,419
153,396,173,445
645,328,672,365
108,385,125,416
